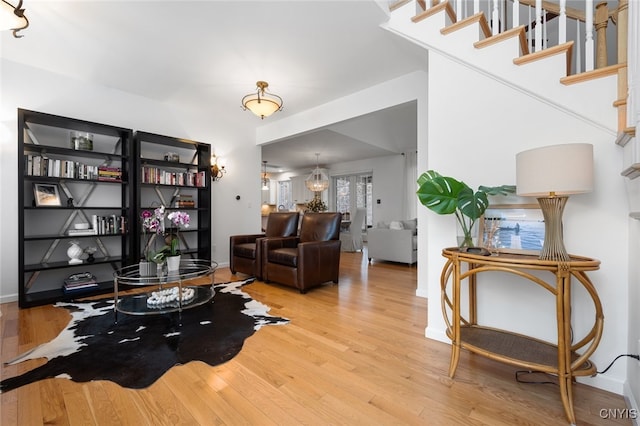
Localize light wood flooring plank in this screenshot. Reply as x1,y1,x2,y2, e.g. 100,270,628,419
0,250,631,425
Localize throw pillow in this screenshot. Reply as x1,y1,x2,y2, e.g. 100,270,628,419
389,221,404,230
402,218,418,235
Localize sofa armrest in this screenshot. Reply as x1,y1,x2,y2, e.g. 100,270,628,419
367,228,417,265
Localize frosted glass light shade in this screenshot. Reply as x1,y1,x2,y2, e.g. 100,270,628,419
516,143,594,196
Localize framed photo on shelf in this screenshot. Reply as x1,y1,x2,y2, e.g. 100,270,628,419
33,183,62,207
480,204,545,254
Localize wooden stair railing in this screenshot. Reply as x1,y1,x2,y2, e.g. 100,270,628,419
390,0,634,136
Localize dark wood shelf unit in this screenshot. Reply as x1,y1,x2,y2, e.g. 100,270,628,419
18,108,135,308
133,131,211,263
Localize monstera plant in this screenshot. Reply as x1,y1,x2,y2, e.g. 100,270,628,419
416,170,515,248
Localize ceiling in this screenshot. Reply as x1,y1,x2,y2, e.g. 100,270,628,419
1,0,427,170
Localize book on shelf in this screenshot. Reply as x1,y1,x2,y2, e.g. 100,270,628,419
63,273,98,293
67,229,96,236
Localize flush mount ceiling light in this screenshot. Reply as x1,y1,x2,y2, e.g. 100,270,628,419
241,81,283,120
305,153,329,193
1,0,28,38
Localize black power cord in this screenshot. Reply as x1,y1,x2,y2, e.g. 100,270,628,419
597,354,640,374
515,354,640,385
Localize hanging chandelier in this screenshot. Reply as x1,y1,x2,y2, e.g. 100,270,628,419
261,160,270,191
241,81,283,120
1,0,29,38
305,153,329,193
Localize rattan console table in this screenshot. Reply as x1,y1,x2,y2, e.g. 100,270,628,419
440,248,603,425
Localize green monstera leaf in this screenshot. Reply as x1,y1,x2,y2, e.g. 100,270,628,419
416,170,515,248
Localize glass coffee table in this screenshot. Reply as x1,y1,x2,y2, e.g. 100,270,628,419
113,259,217,324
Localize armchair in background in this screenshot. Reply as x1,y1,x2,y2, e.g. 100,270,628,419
340,208,366,252
264,212,342,293
229,212,299,280
367,219,417,266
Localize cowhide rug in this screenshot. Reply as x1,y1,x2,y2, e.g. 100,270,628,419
1,278,288,392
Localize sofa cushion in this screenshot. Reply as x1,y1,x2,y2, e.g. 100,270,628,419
267,247,298,267
233,242,256,258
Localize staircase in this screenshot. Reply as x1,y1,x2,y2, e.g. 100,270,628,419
382,0,640,213
384,0,626,129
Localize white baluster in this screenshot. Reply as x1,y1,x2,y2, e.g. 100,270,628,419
585,0,594,71
474,0,479,15
543,7,547,49
456,0,463,18
576,20,582,73
528,5,533,53
559,0,567,44
512,0,519,29
535,0,542,52
492,0,499,35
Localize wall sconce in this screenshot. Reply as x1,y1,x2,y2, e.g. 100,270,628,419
1,0,29,38
211,155,226,181
261,160,270,191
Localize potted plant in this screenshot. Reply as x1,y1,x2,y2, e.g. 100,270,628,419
416,170,515,250
140,206,166,276
161,211,190,270
306,193,327,212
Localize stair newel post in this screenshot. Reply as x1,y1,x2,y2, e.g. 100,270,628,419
616,0,628,133
595,2,609,69
559,0,567,45
585,0,595,71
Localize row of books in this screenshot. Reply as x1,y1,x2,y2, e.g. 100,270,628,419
24,154,124,182
173,194,195,208
141,166,206,187
63,273,99,294
65,215,128,236
97,166,123,182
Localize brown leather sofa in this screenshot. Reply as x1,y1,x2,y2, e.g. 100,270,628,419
263,212,342,293
229,212,299,279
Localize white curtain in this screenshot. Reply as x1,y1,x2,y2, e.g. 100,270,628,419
403,151,418,220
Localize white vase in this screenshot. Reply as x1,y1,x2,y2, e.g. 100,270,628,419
166,255,181,271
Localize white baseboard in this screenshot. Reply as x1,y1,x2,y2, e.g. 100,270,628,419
0,293,18,304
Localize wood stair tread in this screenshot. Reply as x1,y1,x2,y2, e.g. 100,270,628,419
561,63,626,85
441,12,491,39
412,0,456,24
474,25,529,56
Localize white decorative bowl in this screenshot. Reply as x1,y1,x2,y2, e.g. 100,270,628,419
74,223,90,230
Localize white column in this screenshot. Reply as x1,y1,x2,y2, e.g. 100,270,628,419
630,0,640,128
492,0,499,35
558,0,567,44
535,0,542,52
585,0,594,71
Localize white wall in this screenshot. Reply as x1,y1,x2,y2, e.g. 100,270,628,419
0,59,262,299
424,50,629,395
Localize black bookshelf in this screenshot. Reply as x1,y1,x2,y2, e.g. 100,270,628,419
18,109,134,308
133,131,211,263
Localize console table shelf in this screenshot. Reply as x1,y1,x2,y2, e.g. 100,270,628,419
440,248,603,425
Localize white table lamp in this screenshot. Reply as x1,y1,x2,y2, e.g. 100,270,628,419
516,143,594,261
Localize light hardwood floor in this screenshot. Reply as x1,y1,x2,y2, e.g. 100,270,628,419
0,250,631,425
